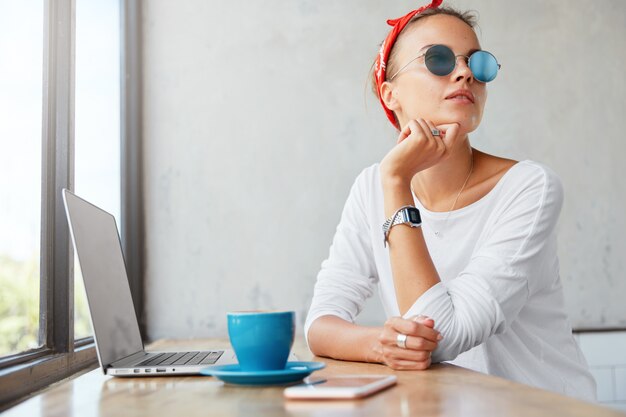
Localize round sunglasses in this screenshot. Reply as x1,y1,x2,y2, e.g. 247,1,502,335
388,44,501,83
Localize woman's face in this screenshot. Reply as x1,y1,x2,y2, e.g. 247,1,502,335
385,14,487,134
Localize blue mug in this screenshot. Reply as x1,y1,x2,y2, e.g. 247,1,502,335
227,311,295,371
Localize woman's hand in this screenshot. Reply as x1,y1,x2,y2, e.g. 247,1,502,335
379,119,460,184
375,315,442,370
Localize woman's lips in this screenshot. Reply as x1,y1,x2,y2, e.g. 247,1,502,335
445,88,475,103
445,96,474,104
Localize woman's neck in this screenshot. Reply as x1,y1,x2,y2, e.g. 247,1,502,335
410,136,474,212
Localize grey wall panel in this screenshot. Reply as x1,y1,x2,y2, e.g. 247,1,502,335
142,0,626,339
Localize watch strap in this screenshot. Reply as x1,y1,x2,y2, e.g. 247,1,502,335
382,206,422,247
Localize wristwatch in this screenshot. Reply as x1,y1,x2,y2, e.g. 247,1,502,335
382,205,422,247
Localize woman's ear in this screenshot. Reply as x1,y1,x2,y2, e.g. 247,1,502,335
380,81,401,112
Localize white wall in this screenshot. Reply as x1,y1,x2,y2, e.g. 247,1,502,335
141,0,626,340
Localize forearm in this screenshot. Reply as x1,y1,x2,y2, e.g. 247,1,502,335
383,177,441,315
307,315,382,363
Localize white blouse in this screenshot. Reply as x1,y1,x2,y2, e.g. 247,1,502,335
305,160,596,402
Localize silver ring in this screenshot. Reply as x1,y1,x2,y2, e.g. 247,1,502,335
431,128,441,136
396,333,408,349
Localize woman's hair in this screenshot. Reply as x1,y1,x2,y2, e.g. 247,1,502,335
369,6,479,125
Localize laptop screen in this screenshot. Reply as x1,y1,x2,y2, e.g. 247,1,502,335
63,190,143,368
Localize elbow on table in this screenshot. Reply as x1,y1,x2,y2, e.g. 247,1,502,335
304,317,329,357
307,334,323,358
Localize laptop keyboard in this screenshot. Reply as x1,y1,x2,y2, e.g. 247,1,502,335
136,351,224,367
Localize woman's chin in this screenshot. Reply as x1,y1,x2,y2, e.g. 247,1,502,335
438,116,480,136
458,122,479,135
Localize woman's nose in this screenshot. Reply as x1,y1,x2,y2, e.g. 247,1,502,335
452,55,474,82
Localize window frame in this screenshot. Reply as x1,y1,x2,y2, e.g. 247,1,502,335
121,0,145,336
0,0,143,409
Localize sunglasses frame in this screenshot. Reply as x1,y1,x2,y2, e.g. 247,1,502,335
387,44,501,82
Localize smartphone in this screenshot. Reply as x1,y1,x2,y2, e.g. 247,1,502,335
283,375,397,399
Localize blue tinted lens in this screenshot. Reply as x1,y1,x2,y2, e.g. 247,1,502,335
425,45,456,76
469,50,499,82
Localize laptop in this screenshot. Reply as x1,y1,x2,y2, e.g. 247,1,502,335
62,188,239,376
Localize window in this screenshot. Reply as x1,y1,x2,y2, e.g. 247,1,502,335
0,0,141,409
0,0,44,358
74,0,121,341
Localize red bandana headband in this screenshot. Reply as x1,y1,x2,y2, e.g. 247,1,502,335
374,0,443,129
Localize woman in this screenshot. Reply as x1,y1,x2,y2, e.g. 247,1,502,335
305,1,596,401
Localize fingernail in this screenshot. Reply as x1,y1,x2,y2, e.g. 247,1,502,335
437,334,443,341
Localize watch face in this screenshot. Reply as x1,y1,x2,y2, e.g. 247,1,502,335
409,209,420,223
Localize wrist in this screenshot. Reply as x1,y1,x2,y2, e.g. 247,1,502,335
379,161,410,187
381,173,410,191
365,327,384,363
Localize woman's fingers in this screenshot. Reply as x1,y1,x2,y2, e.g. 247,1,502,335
423,119,447,157
378,316,440,371
409,118,447,164
379,330,439,352
386,316,441,343
413,119,438,147
383,345,431,362
412,314,435,328
414,118,435,139
379,341,432,370
384,118,459,181
432,122,458,136
397,119,420,144
384,356,432,371
406,335,438,351
396,122,412,144
436,122,460,148
398,119,436,145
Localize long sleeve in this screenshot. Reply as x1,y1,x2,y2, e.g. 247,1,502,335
305,161,594,400
304,169,378,341
404,165,564,363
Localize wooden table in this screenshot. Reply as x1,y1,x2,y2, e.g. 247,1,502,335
3,338,623,417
